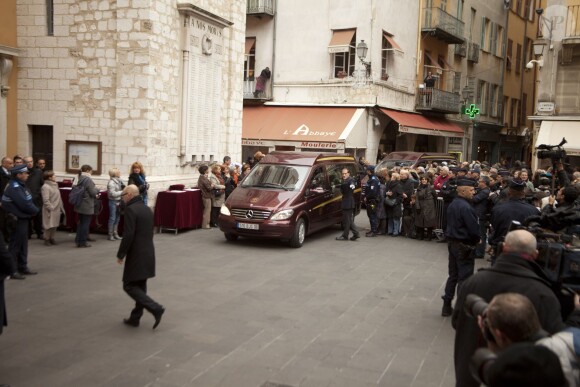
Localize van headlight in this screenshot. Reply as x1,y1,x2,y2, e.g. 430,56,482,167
220,204,231,216
270,209,294,220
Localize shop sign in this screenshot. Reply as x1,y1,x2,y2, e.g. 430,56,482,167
537,102,555,114
300,142,338,149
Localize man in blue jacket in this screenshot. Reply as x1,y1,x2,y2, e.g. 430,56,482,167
1,164,39,279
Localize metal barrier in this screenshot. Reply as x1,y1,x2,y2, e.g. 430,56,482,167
434,196,445,238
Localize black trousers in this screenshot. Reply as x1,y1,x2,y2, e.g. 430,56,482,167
123,279,162,322
341,208,359,238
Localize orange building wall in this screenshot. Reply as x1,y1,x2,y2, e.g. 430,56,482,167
0,0,19,155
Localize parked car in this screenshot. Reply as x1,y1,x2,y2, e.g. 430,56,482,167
376,151,457,171
218,151,362,247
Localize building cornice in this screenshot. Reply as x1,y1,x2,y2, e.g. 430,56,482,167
177,3,233,27
0,44,21,57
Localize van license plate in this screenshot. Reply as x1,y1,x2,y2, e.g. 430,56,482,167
237,222,259,230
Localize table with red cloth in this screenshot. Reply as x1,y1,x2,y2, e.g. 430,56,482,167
59,189,123,234
153,189,203,234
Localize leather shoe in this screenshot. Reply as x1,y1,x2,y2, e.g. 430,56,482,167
123,318,139,327
20,269,37,275
335,236,348,241
77,243,92,248
153,307,165,329
350,234,360,241
10,273,25,280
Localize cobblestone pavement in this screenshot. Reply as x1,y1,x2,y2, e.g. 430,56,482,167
0,218,465,387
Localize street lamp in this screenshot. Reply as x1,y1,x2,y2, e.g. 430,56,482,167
356,40,371,76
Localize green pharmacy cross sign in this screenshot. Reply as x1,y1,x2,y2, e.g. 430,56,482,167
462,104,480,119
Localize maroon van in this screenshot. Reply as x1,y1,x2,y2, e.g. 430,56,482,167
218,152,361,247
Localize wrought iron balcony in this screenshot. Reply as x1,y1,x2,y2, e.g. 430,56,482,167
243,79,271,101
246,0,274,16
467,42,479,63
422,7,465,44
416,87,461,114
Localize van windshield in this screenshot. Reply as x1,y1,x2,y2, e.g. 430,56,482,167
377,160,415,170
241,164,311,191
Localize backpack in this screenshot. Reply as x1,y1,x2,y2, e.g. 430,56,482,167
69,183,86,207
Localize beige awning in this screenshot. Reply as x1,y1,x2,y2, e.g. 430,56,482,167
328,29,355,53
245,38,255,55
424,51,443,71
384,34,403,53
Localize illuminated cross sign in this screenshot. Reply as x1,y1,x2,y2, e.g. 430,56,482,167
464,104,480,119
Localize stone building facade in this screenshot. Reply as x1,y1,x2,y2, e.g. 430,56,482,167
16,0,245,201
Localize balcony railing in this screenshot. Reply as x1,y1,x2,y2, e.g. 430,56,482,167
467,42,479,63
422,7,465,44
243,79,271,100
416,87,461,114
246,0,274,16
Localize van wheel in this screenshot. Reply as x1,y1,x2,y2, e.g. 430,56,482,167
289,218,306,248
224,233,238,242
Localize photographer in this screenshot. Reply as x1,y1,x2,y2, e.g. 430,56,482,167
452,230,566,387
470,293,576,387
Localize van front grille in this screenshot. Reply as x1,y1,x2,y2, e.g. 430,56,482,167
231,208,271,220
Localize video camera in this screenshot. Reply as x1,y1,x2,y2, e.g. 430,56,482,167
536,138,567,162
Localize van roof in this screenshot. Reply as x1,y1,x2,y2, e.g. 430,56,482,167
384,152,456,161
262,151,356,166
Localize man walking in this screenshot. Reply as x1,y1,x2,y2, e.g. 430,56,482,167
117,185,165,329
336,168,360,241
441,180,480,317
1,164,39,279
24,156,44,240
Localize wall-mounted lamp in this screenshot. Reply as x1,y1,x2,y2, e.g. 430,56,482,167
356,40,371,76
532,39,547,56
526,59,544,69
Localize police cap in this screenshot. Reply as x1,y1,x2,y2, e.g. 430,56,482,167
508,178,526,191
10,164,28,175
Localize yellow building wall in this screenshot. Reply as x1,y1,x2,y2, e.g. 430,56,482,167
0,0,19,156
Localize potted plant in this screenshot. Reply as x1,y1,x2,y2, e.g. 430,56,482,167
381,73,389,81
337,70,348,79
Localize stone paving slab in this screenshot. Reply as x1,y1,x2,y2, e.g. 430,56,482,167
0,219,460,387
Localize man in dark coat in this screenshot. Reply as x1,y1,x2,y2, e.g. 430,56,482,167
24,156,44,239
489,178,539,264
336,168,360,241
117,185,165,329
472,176,491,258
0,233,15,335
451,230,566,387
441,180,480,317
0,157,13,243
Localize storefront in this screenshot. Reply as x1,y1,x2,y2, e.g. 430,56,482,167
531,118,580,171
242,105,368,160
472,122,502,164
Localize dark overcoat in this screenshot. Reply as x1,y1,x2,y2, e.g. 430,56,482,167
116,196,155,282
414,183,437,228
451,253,566,387
385,180,403,218
0,234,15,334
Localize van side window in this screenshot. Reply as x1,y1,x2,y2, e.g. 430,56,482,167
310,167,326,192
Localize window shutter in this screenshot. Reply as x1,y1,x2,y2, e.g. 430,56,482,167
481,17,486,49
453,72,462,93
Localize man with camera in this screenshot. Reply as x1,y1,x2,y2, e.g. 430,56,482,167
441,180,480,317
452,230,566,387
468,293,570,387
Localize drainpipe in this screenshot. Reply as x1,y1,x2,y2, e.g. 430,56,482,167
270,0,276,100
497,3,510,164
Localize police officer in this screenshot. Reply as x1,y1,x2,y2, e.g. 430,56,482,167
1,164,39,279
336,168,360,241
441,180,480,317
364,166,380,237
472,175,491,258
488,178,540,265
437,168,458,243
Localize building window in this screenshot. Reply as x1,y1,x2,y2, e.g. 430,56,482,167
521,93,528,125
441,0,447,11
477,80,487,115
516,0,523,16
510,98,519,127
457,0,464,20
47,0,54,36
496,25,504,57
489,22,498,55
490,84,499,117
332,33,356,78
381,32,402,79
515,43,522,74
481,17,490,50
506,39,513,70
244,38,256,81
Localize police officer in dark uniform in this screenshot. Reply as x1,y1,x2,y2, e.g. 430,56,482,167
488,178,540,264
441,179,480,316
336,168,360,241
437,168,459,243
1,164,39,279
472,175,491,258
364,166,380,237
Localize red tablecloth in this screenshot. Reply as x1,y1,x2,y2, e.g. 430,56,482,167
59,189,122,234
153,189,203,232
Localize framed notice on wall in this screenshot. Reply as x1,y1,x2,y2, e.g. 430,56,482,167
65,140,102,175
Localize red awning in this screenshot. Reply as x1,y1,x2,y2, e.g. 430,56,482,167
243,106,361,142
384,33,403,53
379,108,464,137
328,29,356,53
245,38,255,55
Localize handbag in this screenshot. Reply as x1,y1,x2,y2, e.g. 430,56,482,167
213,189,223,198
384,196,397,207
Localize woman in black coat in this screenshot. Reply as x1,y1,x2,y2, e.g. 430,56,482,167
413,176,437,240
385,172,404,236
128,161,149,205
